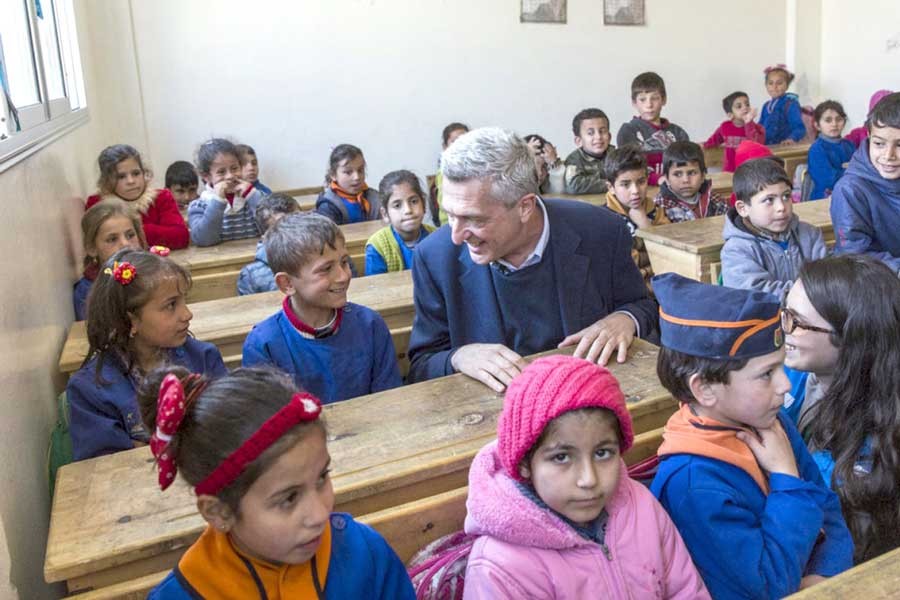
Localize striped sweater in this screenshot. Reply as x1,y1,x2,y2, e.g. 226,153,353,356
188,185,263,246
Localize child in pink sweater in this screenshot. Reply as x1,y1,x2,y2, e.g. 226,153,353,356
463,355,709,599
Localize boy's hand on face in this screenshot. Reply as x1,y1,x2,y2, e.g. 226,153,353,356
558,312,635,366
235,179,252,196
542,142,559,165
736,420,799,478
451,343,527,393
213,180,232,201
628,206,653,229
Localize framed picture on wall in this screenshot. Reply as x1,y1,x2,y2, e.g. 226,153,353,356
521,0,566,24
603,0,645,26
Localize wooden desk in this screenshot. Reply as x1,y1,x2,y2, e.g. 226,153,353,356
786,546,900,599
45,339,675,593
704,143,811,181
58,270,414,377
172,219,384,303
636,198,832,283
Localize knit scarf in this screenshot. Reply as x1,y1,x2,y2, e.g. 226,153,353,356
100,187,158,215
175,523,331,600
329,181,370,216
658,403,770,494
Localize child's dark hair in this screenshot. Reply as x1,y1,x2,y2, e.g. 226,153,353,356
377,170,426,206
814,100,847,124
521,408,621,469
663,141,707,176
867,91,900,131
602,144,647,184
631,72,666,101
81,200,147,269
97,144,150,195
571,108,609,136
765,67,795,84
441,122,469,147
255,193,300,235
165,161,199,189
84,249,191,381
234,144,256,163
733,159,791,204
196,138,240,175
325,144,364,184
265,212,345,275
799,255,900,562
138,366,326,513
523,134,548,152
656,346,749,404
722,91,749,114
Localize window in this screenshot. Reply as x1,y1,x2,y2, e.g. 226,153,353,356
0,0,87,172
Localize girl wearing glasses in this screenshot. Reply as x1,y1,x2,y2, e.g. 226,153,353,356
781,254,900,564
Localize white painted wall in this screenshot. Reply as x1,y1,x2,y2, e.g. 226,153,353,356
820,0,900,130
130,0,789,190
0,1,147,597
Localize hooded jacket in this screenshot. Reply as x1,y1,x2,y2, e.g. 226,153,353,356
463,441,709,599
237,240,277,296
830,140,900,273
720,209,826,296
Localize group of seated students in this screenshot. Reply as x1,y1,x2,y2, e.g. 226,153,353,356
63,64,900,598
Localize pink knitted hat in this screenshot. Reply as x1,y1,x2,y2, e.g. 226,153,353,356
869,89,894,112
497,355,634,481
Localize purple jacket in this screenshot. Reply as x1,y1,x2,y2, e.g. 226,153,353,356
463,442,710,599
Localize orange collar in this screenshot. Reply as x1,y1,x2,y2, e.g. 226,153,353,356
176,522,331,599
658,403,769,494
330,181,370,215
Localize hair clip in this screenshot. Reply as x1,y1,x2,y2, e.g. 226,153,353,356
764,63,790,75
149,245,171,257
150,373,206,490
103,261,136,285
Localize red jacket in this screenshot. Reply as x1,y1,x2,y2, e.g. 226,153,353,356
704,120,766,172
85,188,189,249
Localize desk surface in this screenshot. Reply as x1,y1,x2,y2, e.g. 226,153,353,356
45,339,672,584
635,198,832,254
787,546,900,598
59,270,414,374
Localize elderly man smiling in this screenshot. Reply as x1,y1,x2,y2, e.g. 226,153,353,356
407,127,658,390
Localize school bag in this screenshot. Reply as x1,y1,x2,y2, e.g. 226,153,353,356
47,391,73,497
792,163,814,203
405,455,661,599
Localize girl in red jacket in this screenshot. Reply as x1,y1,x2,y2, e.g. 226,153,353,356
85,144,189,249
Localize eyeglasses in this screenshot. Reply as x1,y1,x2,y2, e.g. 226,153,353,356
780,307,835,335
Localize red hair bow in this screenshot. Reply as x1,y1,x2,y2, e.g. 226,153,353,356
150,373,205,490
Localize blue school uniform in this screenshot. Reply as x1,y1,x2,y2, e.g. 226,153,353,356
807,136,855,200
66,338,227,461
242,302,401,403
760,93,806,145
149,513,415,600
253,180,272,195
73,276,92,320
651,412,854,599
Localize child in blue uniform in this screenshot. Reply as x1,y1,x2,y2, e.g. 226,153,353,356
365,170,435,275
807,100,855,200
242,212,401,403
140,367,415,599
67,249,226,461
760,64,806,145
650,273,853,599
315,144,381,225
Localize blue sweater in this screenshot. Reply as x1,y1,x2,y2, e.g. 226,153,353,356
73,276,92,321
831,140,900,273
760,94,806,145
149,513,415,600
66,338,227,461
237,241,277,296
808,136,855,200
651,412,853,599
242,303,401,403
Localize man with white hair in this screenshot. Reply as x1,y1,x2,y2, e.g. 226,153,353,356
407,127,658,390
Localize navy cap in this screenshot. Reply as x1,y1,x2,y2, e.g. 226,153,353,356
652,273,784,359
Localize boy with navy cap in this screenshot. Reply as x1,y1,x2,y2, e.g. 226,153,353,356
650,273,852,599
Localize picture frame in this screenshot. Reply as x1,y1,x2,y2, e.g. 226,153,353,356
603,0,645,26
521,0,567,24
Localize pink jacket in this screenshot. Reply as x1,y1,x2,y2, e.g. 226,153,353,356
463,442,710,600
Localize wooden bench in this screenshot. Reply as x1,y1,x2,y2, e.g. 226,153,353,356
704,142,811,181
636,198,833,284
46,339,676,594
173,219,385,303
58,270,414,378
786,545,900,599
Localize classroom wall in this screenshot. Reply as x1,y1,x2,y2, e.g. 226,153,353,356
0,1,147,597
130,0,790,190
820,0,900,130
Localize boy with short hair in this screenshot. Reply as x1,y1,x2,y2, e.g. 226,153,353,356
704,91,767,172
650,273,853,599
563,108,613,194
236,193,300,295
831,91,900,274
721,159,826,296
602,145,669,285
654,141,728,222
164,160,200,210
242,212,402,403
235,144,272,195
617,72,689,186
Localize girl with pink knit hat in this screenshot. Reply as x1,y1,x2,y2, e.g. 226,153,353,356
845,89,893,148
462,355,709,599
